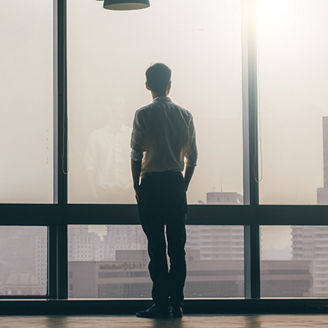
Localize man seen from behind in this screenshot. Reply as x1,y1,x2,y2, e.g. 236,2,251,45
130,63,198,319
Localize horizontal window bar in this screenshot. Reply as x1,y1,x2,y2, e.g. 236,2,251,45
1,205,328,225
0,295,48,299
0,299,328,314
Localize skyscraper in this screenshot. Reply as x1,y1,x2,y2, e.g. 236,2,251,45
186,192,244,260
103,225,147,260
317,116,328,204
292,116,328,296
68,226,104,261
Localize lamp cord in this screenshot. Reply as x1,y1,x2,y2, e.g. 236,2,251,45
255,42,263,184
62,98,68,175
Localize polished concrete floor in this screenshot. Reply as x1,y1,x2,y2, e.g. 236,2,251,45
0,315,327,328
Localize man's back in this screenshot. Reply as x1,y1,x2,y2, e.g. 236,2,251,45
131,96,197,176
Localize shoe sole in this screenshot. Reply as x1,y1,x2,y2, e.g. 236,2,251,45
136,313,170,319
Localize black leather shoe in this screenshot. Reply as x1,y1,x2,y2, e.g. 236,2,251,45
136,304,170,319
172,306,183,318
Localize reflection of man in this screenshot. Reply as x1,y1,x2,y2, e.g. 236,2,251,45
131,63,197,318
84,101,134,203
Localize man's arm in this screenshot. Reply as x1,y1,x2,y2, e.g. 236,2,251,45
131,159,142,201
184,162,195,191
184,115,198,191
130,110,145,201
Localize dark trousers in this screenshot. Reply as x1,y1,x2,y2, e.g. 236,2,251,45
137,171,187,309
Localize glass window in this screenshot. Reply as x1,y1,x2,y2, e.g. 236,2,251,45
68,225,244,298
260,226,328,297
0,0,53,203
0,227,47,296
67,0,243,204
257,0,328,204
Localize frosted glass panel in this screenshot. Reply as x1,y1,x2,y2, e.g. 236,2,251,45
257,0,328,204
68,0,243,204
0,227,47,296
0,0,53,203
68,225,244,298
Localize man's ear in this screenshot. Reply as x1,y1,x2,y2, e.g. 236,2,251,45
146,82,151,90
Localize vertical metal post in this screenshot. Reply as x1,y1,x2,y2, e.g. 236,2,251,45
48,224,57,298
50,0,68,299
56,223,68,299
241,0,261,299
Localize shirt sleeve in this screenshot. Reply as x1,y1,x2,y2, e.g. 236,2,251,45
130,110,145,162
185,115,198,167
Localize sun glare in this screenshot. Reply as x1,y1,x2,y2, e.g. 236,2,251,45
256,0,298,34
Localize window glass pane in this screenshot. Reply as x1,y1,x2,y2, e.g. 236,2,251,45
257,0,328,204
0,227,47,296
0,0,53,203
260,226,328,297
68,225,244,298
68,0,243,204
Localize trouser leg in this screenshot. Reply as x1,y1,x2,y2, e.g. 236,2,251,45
166,214,187,307
140,214,169,308
138,171,187,309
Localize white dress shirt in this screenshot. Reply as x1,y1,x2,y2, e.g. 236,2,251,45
131,96,197,176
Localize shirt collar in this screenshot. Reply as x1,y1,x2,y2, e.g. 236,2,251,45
153,96,172,103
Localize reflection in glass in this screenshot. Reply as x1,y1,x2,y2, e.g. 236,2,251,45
83,98,133,203
68,0,243,204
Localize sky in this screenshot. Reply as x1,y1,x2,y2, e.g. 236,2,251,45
1,0,328,256
257,0,328,205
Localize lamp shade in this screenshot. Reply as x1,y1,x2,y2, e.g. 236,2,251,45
103,0,150,10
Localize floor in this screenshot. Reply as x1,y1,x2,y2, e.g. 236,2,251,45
0,315,327,328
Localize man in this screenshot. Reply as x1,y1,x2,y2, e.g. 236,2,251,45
131,63,197,318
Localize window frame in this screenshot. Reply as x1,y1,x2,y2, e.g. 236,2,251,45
0,0,328,312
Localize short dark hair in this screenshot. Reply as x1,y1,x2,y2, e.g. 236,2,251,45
146,63,171,95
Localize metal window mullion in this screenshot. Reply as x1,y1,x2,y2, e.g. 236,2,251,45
242,0,260,299
51,0,68,300
49,0,58,300
48,224,56,298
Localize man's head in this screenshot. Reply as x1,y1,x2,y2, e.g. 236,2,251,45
146,63,171,97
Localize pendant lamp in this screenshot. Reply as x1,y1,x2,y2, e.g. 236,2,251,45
103,0,150,10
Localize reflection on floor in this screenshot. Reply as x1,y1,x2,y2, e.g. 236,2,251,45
0,315,327,328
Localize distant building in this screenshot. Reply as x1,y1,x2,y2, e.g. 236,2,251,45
292,226,328,296
317,117,328,204
292,116,328,297
0,227,46,296
68,225,147,263
206,192,243,204
261,260,313,297
69,249,244,298
1,272,42,296
69,250,311,298
103,226,146,260
69,226,104,261
186,192,244,261
34,228,47,293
